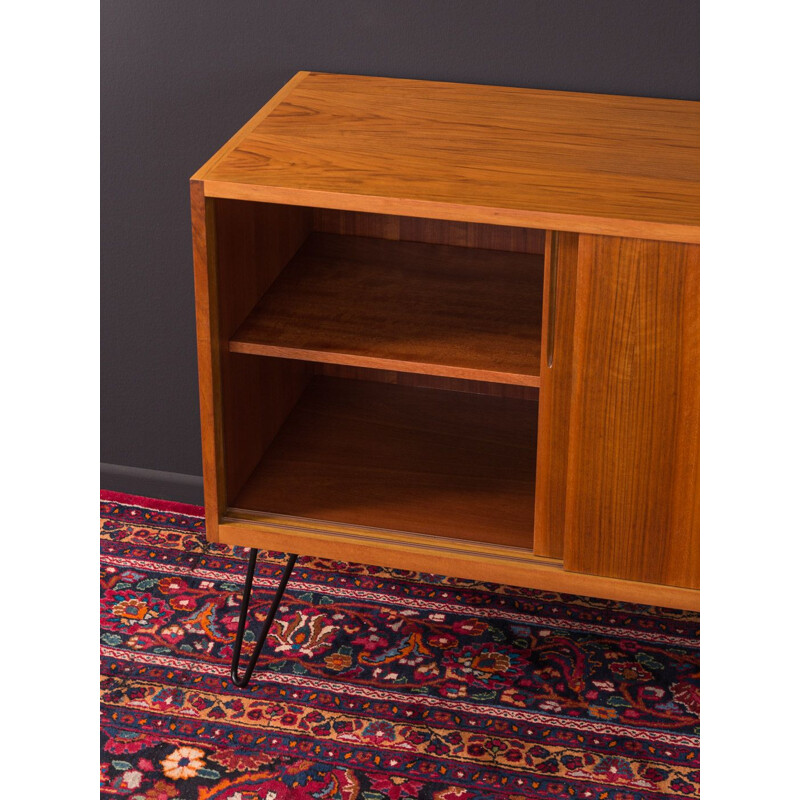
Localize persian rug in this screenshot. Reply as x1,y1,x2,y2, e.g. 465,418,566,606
100,492,699,800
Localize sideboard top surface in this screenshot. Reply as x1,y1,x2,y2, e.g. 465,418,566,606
194,71,699,243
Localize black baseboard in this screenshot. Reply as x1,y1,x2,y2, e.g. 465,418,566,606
100,463,204,506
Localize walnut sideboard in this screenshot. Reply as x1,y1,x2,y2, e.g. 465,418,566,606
191,72,699,612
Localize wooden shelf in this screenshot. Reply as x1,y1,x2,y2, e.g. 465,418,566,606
229,376,538,548
229,233,543,386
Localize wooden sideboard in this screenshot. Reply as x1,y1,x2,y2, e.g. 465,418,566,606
191,72,699,611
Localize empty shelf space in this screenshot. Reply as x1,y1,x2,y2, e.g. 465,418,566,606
229,376,538,548
229,233,544,386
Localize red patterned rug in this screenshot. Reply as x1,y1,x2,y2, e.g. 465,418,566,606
100,492,699,799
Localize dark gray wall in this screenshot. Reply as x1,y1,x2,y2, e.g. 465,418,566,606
101,1,699,504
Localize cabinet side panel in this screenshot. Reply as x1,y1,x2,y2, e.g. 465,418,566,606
190,181,223,539
223,355,314,507
214,200,313,504
534,231,579,558
564,235,699,588
215,199,312,341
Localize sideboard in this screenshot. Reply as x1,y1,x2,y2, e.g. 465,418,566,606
190,72,699,622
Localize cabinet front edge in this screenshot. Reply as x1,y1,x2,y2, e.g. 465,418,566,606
196,180,699,244
217,520,700,611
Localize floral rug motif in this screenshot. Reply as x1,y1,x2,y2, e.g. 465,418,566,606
100,492,700,799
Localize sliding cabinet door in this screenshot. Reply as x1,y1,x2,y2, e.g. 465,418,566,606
534,231,579,559
559,234,699,589
535,232,700,588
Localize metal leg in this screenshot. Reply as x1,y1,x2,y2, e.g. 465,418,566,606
230,549,298,688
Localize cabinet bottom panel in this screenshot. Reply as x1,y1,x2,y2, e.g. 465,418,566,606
228,375,538,549
216,517,700,610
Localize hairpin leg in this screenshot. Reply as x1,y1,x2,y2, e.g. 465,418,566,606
230,549,298,688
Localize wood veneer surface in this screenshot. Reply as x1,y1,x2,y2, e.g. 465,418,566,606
196,72,699,243
190,182,224,538
563,235,700,588
534,231,580,558
230,233,544,386
230,377,538,548
217,519,699,610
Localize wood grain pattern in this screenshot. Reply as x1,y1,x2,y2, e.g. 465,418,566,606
191,71,311,182
534,231,579,558
563,235,700,588
230,377,539,548
229,233,544,386
190,181,223,540
197,72,699,243
216,518,699,610
313,209,546,253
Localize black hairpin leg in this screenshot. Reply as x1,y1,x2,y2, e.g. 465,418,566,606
230,549,298,688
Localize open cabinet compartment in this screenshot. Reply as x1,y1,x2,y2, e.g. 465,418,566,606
212,199,546,552
226,362,539,548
